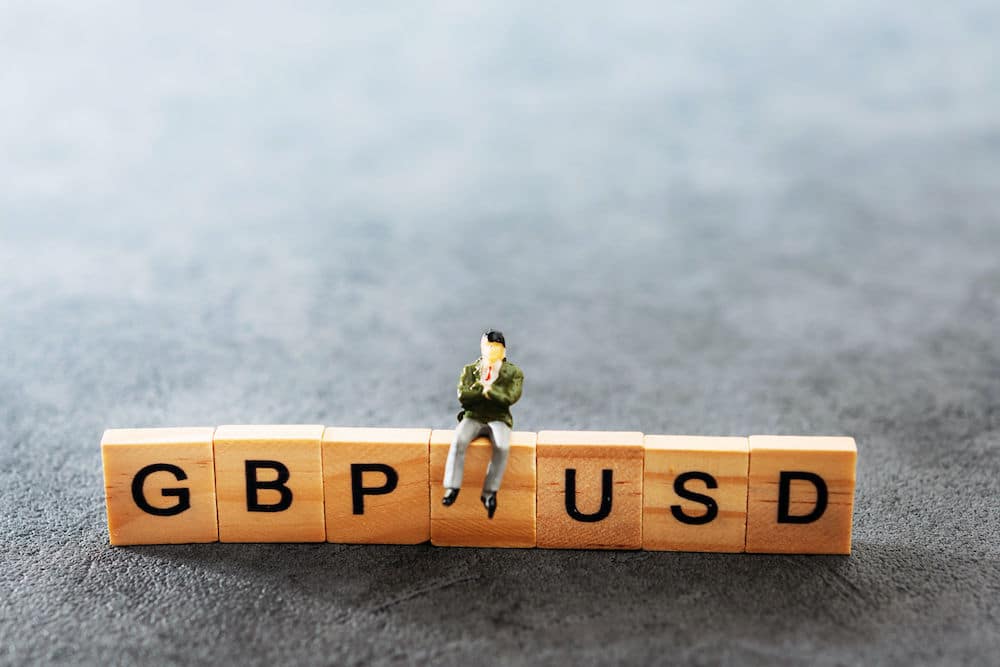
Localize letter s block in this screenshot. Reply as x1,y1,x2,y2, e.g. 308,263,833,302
323,427,431,544
536,431,644,549
214,425,326,543
101,427,218,546
746,436,857,554
643,435,749,552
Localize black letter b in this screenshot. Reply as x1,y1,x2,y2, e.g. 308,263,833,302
245,460,293,512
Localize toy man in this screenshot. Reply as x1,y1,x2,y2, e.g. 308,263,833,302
442,330,524,519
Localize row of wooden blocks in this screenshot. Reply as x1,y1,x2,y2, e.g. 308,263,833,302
102,426,858,553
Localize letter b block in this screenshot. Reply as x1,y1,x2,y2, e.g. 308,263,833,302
101,427,219,546
322,427,431,544
746,436,857,554
537,431,644,549
214,425,326,542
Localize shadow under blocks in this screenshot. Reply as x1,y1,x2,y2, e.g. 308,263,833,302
101,427,857,554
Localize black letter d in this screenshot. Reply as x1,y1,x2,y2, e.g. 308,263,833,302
777,471,828,524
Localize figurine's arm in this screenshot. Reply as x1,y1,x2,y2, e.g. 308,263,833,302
457,366,485,406
484,368,523,406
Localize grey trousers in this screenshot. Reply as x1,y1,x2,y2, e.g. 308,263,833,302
443,417,512,493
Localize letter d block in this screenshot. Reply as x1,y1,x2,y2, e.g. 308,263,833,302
101,427,218,546
429,429,537,547
537,431,644,549
214,425,326,543
643,436,749,552
746,436,857,554
323,427,431,544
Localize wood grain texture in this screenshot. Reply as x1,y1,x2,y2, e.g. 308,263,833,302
643,435,749,552
536,431,644,549
746,435,857,554
429,429,536,547
101,427,218,546
323,427,430,544
214,424,326,543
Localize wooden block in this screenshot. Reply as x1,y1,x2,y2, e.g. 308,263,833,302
322,427,430,544
101,427,218,546
214,425,326,543
642,435,749,552
536,431,644,549
429,429,536,547
746,436,857,554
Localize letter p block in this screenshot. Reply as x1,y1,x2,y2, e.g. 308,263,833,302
101,427,219,545
322,427,431,544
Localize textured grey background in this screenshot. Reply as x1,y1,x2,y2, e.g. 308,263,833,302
2,1,999,665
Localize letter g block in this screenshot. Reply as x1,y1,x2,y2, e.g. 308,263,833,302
746,436,857,554
101,427,219,545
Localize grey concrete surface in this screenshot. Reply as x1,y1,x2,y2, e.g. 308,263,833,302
2,1,999,665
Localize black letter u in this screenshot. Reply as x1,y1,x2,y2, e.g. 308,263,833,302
564,468,613,522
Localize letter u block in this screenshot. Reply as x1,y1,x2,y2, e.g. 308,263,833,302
101,427,219,546
746,436,857,554
643,436,749,552
429,429,537,547
322,427,431,544
214,425,326,543
536,431,644,549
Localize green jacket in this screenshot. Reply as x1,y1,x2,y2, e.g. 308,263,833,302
456,358,524,428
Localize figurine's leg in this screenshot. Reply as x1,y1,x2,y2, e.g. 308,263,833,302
482,421,512,494
443,417,484,490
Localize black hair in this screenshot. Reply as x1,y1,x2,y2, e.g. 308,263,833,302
483,330,506,346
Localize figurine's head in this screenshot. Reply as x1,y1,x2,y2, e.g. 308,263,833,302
481,330,506,364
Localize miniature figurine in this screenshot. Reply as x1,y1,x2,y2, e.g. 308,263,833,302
442,330,524,518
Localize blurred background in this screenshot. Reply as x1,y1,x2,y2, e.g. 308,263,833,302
2,1,999,664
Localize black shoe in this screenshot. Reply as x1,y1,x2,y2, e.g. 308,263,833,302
442,488,460,506
481,492,497,519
